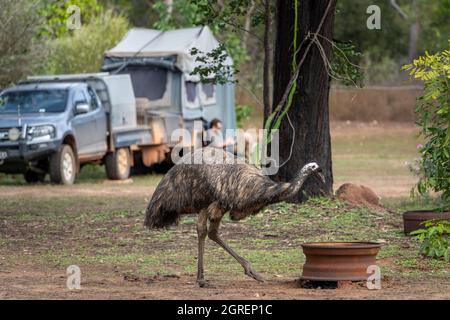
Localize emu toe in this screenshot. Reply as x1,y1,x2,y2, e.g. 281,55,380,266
197,279,215,288
244,265,265,282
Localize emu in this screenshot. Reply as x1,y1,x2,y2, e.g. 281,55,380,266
144,147,324,287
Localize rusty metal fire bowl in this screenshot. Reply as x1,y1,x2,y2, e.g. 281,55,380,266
301,242,382,282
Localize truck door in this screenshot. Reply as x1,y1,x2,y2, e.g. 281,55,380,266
71,88,105,158
86,86,107,154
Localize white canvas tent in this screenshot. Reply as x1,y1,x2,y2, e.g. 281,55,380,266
105,26,233,82
102,26,236,130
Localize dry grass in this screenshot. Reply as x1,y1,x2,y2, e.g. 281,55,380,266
330,86,421,122
331,121,421,198
237,86,422,124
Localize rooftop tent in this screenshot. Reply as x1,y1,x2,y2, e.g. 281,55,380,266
104,26,233,79
102,26,236,130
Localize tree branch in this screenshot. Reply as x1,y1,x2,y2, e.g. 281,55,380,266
269,0,336,130
389,0,408,19
242,0,256,51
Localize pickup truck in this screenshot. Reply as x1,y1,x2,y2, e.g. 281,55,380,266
0,73,154,184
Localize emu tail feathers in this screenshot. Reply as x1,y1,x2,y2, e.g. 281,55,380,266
144,196,180,229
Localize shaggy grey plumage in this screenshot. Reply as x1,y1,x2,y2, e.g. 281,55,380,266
144,147,324,286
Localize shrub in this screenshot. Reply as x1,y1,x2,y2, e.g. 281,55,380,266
0,0,44,87
236,104,253,128
403,41,450,211
40,10,129,75
411,220,450,262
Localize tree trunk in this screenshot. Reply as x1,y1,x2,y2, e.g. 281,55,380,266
272,0,336,201
164,0,173,15
408,0,420,62
263,0,272,120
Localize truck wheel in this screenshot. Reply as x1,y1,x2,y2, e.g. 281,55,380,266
49,144,76,185
24,170,46,184
105,148,131,180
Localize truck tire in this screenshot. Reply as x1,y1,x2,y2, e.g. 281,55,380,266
49,144,76,185
24,170,46,184
105,148,131,180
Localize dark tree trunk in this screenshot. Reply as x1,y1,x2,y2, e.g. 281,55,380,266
272,0,336,201
263,0,272,120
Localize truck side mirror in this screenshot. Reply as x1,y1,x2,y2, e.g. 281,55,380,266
75,102,89,115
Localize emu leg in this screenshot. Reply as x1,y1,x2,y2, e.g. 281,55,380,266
196,209,208,287
207,204,264,282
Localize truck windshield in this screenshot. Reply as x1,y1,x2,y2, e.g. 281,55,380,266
0,89,68,115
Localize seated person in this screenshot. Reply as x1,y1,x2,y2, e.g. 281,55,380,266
204,119,235,150
204,119,254,162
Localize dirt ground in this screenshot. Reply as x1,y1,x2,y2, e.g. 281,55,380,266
1,122,448,300
1,189,448,300
1,266,449,300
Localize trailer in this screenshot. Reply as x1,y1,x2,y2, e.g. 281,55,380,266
102,26,237,168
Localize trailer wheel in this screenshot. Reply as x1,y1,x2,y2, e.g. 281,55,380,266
49,144,76,185
24,170,46,184
105,148,131,180
130,153,151,175
152,160,174,174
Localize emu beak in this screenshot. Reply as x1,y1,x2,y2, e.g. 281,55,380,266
316,170,326,184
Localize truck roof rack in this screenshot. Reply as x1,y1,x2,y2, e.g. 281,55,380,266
20,73,110,84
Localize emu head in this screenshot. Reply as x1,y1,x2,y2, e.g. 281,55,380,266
300,162,326,184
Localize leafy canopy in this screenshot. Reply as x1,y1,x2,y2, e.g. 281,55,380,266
38,0,102,38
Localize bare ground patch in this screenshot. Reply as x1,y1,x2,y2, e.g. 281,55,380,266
1,265,449,300
0,192,448,300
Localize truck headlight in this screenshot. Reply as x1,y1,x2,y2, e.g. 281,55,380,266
8,128,20,141
28,125,55,141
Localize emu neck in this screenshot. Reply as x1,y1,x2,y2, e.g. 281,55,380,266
277,170,311,202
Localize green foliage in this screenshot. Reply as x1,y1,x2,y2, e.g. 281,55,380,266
331,41,363,87
403,41,450,210
152,0,208,31
335,0,409,60
417,0,450,55
38,0,102,38
100,0,159,27
362,53,400,85
39,11,129,75
152,0,251,68
235,104,253,128
190,45,236,84
0,0,44,87
411,220,450,262
335,0,450,85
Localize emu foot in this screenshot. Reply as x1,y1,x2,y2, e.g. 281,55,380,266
244,264,265,282
197,279,215,288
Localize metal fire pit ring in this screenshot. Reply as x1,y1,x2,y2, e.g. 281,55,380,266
301,242,382,282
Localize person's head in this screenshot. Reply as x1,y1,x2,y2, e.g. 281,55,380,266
209,118,222,130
